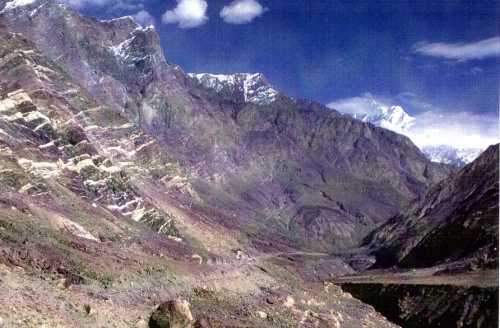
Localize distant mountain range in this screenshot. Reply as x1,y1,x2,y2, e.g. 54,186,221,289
330,100,483,167
420,144,482,167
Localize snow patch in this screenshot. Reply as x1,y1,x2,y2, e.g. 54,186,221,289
110,37,134,60
1,0,36,12
189,73,278,105
100,15,135,24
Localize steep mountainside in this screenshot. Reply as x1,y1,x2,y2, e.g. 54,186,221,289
0,16,402,328
0,0,450,252
367,144,499,270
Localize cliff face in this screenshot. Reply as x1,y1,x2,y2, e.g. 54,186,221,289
368,144,499,270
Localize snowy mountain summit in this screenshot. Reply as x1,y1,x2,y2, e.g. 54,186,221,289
354,103,416,133
339,101,482,166
189,73,279,105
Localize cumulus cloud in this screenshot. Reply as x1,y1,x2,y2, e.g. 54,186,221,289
162,0,208,28
413,37,500,61
220,0,266,24
328,93,499,150
132,10,155,27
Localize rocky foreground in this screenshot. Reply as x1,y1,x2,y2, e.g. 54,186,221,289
0,0,497,327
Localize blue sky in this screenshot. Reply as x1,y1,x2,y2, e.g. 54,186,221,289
75,0,499,147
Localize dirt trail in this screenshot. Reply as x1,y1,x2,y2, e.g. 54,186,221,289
260,251,330,260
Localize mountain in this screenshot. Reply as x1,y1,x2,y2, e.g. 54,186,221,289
189,73,279,105
367,144,499,270
0,0,450,253
331,101,484,166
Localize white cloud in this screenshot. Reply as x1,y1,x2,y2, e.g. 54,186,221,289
162,0,208,29
328,94,499,150
406,111,498,149
327,93,387,117
132,10,155,27
413,37,500,61
220,0,266,24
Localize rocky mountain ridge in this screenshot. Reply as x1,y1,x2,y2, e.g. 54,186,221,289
189,72,279,105
367,144,499,270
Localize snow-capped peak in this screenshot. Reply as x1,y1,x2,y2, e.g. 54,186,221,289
351,104,483,165
356,103,416,133
189,73,279,105
331,97,484,166
353,103,484,165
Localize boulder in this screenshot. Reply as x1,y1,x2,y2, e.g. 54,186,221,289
149,299,194,328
